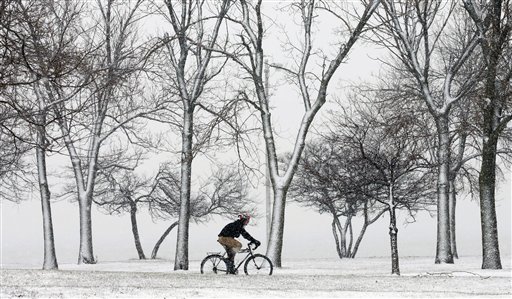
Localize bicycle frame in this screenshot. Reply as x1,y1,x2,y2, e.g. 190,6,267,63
219,245,257,271
233,247,254,271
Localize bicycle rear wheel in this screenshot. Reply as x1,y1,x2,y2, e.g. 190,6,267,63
244,254,273,275
200,254,228,275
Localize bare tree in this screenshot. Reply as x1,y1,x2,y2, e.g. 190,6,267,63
93,150,155,260
288,141,387,259
213,0,381,267
49,0,158,264
0,0,92,270
372,0,482,264
463,0,512,270
0,0,34,199
338,101,437,275
0,104,32,201
148,164,257,259
155,0,234,270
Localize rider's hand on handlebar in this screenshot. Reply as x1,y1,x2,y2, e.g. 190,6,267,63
250,240,261,250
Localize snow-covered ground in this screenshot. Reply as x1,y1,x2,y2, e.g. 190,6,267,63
1,256,511,298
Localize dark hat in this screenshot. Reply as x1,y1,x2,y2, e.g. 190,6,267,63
239,214,250,225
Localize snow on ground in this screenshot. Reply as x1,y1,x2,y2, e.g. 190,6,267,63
1,256,511,298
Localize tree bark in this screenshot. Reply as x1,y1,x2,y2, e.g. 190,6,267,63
36,130,58,270
339,215,348,257
78,193,95,264
351,223,368,259
174,108,193,270
266,187,288,267
351,206,387,258
54,106,98,265
152,221,179,259
389,206,400,275
435,116,454,264
463,0,509,270
387,185,400,275
130,202,146,260
331,219,343,259
479,137,502,269
347,217,353,257
449,179,458,259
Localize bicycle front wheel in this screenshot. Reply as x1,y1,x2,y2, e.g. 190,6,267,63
244,254,273,275
200,254,228,275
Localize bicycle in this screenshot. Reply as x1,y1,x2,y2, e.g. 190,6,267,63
200,243,273,275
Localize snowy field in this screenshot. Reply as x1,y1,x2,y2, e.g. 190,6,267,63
1,256,511,298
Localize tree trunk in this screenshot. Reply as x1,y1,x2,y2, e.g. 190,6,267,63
435,116,454,264
266,187,288,267
449,179,458,259
389,206,400,275
331,219,343,259
174,108,194,270
336,214,347,257
347,218,353,257
36,130,58,270
477,2,503,268
55,115,97,265
130,202,146,260
351,206,386,258
351,223,368,259
78,193,95,264
152,221,179,259
479,137,502,269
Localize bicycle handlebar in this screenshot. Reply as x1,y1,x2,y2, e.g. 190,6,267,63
248,242,259,250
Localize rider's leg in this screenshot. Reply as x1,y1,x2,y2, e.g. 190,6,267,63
226,247,236,274
218,237,242,274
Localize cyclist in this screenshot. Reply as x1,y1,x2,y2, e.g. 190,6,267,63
218,214,261,274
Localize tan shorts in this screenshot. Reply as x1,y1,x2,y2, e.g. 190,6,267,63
218,236,242,252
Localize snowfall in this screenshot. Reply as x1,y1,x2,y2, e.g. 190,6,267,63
1,255,511,298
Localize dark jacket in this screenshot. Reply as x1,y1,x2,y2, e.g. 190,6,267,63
218,219,256,243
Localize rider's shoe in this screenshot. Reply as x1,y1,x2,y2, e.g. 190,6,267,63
226,260,237,275
228,268,238,275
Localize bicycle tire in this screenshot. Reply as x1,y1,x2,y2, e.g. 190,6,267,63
200,254,228,275
244,253,273,275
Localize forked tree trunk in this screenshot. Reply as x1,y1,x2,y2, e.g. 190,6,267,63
56,112,98,265
258,0,381,267
331,214,351,259
130,202,146,260
36,130,58,270
152,221,179,259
